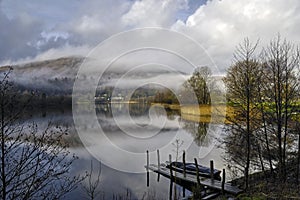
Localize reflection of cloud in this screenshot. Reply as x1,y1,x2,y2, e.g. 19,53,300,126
70,147,170,199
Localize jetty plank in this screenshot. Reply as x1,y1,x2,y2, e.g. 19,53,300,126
147,164,243,195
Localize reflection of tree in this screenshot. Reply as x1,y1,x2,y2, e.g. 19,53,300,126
95,104,112,118
182,120,209,146
129,103,149,116
95,103,151,118
165,108,180,121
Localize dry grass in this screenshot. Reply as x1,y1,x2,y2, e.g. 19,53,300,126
180,104,234,124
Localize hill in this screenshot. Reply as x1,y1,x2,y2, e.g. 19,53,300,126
0,57,83,95
0,57,188,97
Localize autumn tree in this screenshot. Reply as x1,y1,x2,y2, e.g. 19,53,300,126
154,88,179,104
182,66,212,105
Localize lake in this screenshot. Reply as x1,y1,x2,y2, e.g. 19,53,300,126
25,103,228,199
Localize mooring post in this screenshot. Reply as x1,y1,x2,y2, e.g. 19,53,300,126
147,171,149,187
194,158,202,199
182,150,186,197
222,169,225,195
157,149,160,170
169,154,173,179
183,150,186,178
146,151,150,187
169,177,173,200
194,158,201,185
146,150,149,172
210,160,214,181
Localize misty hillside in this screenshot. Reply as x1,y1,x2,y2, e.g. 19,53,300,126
0,57,188,96
0,57,83,95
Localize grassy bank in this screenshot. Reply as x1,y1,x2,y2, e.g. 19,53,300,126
155,104,234,124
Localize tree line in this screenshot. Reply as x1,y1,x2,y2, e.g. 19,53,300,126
223,35,300,191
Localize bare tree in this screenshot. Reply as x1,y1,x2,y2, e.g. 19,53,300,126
223,38,261,189
82,160,102,200
260,35,300,181
0,68,83,200
223,36,300,193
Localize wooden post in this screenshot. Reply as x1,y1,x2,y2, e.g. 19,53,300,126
157,149,160,170
157,149,160,182
146,150,149,172
183,150,186,178
210,160,214,181
169,154,173,179
147,171,149,187
182,150,186,198
194,158,201,185
194,158,202,200
169,177,173,200
222,169,225,195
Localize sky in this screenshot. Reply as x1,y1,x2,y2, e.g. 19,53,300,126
1,0,300,72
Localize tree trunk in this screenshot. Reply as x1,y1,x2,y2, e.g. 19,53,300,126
257,142,265,175
1,96,6,200
245,61,251,190
283,64,290,180
258,85,274,177
297,128,300,185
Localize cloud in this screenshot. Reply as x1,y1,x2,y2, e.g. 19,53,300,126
104,74,189,91
0,10,43,61
0,0,77,63
0,45,91,66
0,0,133,63
64,0,133,45
1,0,300,73
0,0,194,65
172,0,300,71
122,0,188,27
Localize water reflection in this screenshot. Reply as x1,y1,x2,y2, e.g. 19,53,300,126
23,103,226,199
95,103,182,154
182,121,209,146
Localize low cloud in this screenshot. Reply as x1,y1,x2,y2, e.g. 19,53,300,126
0,45,91,66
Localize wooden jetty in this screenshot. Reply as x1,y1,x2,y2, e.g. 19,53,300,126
146,150,243,199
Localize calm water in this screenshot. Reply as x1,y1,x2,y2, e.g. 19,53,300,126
25,103,227,199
